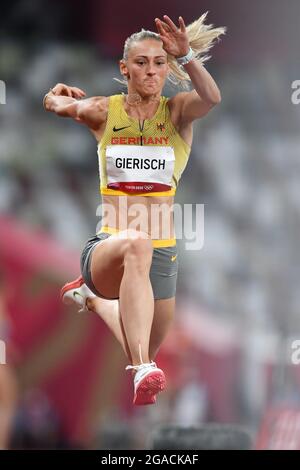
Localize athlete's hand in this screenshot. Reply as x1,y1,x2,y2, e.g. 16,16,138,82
155,15,190,58
50,83,86,99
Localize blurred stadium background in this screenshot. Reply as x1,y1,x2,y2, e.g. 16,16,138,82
1,0,300,450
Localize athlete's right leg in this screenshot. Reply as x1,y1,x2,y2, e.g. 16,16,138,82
90,229,154,366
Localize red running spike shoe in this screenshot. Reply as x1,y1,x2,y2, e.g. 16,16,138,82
126,362,166,406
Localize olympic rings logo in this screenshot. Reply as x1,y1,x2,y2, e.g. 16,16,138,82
144,185,154,191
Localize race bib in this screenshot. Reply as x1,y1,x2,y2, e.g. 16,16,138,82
105,145,175,193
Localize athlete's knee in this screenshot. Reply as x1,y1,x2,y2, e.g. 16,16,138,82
124,235,153,268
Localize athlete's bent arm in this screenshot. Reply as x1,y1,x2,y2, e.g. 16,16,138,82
156,15,221,122
173,62,221,123
43,83,107,130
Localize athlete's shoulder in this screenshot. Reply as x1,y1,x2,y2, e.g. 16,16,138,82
165,92,193,125
107,94,124,106
166,92,190,110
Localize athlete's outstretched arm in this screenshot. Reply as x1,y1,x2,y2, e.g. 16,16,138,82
43,83,107,130
155,15,221,123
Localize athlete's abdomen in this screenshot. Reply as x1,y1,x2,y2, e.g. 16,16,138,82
99,194,175,242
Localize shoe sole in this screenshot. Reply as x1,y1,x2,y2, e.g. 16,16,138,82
60,276,84,304
133,370,166,406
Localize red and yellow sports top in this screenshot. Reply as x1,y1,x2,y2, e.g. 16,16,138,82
97,94,191,197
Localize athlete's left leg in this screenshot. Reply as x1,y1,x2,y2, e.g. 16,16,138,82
86,295,175,361
149,297,176,361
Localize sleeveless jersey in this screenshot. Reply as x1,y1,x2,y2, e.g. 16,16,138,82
97,94,191,197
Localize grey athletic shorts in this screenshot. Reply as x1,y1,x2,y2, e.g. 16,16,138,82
80,232,178,300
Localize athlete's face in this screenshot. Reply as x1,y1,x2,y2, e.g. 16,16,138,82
121,39,169,96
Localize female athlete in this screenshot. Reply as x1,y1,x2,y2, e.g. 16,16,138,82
43,13,225,405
